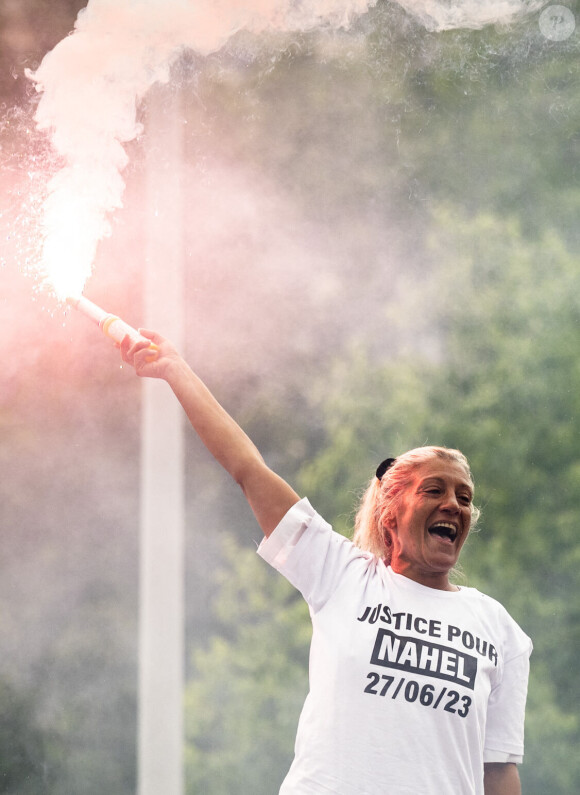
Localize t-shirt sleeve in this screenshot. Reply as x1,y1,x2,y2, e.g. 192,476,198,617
483,622,532,764
257,497,368,613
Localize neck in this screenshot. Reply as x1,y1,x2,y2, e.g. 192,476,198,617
390,561,458,591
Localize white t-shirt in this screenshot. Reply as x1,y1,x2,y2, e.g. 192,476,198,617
258,498,532,795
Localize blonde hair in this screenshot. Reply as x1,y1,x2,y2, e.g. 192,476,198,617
353,446,480,563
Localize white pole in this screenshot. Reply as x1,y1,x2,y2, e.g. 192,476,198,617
138,80,185,795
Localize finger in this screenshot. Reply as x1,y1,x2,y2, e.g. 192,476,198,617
122,336,153,367
134,342,160,365
138,328,166,346
120,334,133,362
144,344,160,363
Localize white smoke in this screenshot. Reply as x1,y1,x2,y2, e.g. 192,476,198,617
395,0,546,31
27,0,545,298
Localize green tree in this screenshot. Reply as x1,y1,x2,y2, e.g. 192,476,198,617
184,210,580,794
0,677,60,794
426,211,580,793
185,536,310,795
298,209,580,793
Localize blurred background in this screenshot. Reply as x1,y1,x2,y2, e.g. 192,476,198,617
1,0,580,792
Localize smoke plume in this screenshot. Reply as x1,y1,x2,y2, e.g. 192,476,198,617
27,0,544,298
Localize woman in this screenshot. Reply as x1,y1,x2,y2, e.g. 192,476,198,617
122,331,531,795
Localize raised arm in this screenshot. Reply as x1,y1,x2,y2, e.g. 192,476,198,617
121,330,300,536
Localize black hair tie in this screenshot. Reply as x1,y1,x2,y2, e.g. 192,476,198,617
376,458,396,480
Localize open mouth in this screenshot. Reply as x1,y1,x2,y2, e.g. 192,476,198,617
428,522,458,543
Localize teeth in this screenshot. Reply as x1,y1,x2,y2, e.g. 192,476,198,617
429,522,458,540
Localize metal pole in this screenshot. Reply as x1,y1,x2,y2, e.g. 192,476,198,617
138,80,185,795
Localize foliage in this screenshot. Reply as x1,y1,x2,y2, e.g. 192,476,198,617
427,212,580,792
0,678,60,794
295,211,580,793
184,215,580,793
184,537,310,795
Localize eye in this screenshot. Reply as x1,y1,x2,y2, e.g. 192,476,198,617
458,494,472,506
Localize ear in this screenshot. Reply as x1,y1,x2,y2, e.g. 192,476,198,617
382,527,393,549
383,512,397,533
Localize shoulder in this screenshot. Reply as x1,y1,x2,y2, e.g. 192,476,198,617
459,586,532,658
257,498,380,611
259,497,372,564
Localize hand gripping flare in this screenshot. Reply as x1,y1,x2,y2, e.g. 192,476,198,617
68,296,159,361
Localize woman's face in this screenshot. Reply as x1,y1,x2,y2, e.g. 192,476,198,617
385,458,474,590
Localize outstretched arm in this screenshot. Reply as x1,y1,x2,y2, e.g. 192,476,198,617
484,763,521,795
121,330,300,536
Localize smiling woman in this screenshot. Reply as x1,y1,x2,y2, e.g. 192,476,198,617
353,447,480,591
123,334,532,795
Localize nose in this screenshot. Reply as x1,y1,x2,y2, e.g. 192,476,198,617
441,490,460,513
